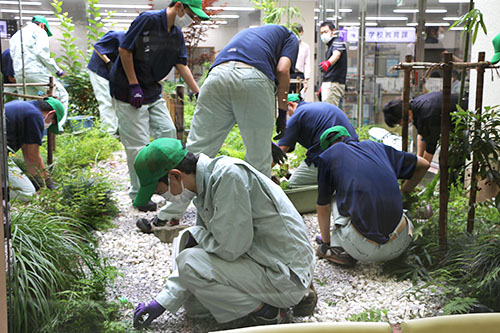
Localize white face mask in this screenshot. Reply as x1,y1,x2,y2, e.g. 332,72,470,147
43,115,52,130
321,33,333,44
174,10,193,28
161,176,196,204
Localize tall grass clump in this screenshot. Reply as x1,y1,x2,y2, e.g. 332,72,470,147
9,209,114,332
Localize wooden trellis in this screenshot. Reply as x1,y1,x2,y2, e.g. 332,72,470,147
393,52,499,249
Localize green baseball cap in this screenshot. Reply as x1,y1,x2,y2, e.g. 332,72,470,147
32,16,53,37
288,93,301,102
491,32,500,65
174,0,210,21
45,97,65,134
320,126,351,151
133,138,188,207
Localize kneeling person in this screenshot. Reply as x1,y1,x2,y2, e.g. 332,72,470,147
132,138,316,328
315,126,429,266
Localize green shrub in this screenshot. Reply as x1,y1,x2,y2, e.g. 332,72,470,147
40,127,122,177
9,209,115,332
347,308,389,322
34,169,119,231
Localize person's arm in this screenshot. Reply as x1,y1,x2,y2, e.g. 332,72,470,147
119,47,138,84
175,64,200,94
21,144,49,179
8,76,16,83
303,44,311,92
401,156,430,193
276,56,292,110
280,145,290,153
327,50,342,67
94,49,111,64
317,204,332,243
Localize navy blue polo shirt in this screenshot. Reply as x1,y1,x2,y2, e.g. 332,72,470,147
278,102,358,166
317,138,417,244
109,10,187,104
211,25,299,84
87,30,125,80
323,37,347,84
5,100,44,152
410,92,459,155
2,49,15,84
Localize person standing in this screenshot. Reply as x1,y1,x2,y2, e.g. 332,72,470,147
87,30,125,135
318,22,347,107
131,138,316,328
2,49,17,97
291,24,311,95
9,16,69,131
109,0,207,212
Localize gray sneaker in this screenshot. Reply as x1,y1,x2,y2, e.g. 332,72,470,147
248,305,289,326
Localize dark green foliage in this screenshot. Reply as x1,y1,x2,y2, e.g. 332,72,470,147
383,184,500,312
63,70,99,117
34,169,119,231
9,209,118,332
347,308,389,322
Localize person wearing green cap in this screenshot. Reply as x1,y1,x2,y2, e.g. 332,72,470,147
109,1,208,212
9,16,69,131
491,32,500,65
314,126,429,266
275,95,358,187
2,98,64,201
131,138,316,328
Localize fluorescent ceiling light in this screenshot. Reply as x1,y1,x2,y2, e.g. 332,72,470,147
99,4,151,9
341,22,378,26
326,16,342,20
15,16,59,21
426,9,447,13
443,16,461,20
426,22,450,26
315,8,352,13
366,16,408,21
449,27,465,30
438,0,468,2
102,18,134,23
1,9,52,14
393,9,419,13
206,6,255,11
407,23,418,26
211,14,239,19
109,12,139,17
0,1,41,5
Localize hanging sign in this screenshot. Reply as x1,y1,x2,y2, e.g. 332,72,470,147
365,27,416,43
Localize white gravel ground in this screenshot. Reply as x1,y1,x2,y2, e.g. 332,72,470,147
96,151,444,332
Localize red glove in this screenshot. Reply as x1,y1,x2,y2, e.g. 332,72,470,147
319,60,331,72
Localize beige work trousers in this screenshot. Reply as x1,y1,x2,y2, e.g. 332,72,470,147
321,81,345,107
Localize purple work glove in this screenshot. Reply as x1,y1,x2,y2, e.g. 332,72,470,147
133,299,166,328
273,108,287,140
129,84,144,108
272,142,287,165
56,70,64,77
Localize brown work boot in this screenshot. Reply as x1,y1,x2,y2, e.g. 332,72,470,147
316,243,357,267
292,283,318,317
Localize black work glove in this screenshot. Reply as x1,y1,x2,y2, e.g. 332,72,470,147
273,108,287,140
105,60,114,72
271,142,287,165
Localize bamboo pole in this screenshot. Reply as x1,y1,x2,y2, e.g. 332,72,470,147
438,53,453,250
467,52,486,234
175,85,185,142
402,55,412,152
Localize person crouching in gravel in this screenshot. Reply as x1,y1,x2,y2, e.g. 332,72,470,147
315,126,429,267
131,138,317,328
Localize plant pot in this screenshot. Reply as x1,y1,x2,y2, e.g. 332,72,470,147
284,185,318,214
67,116,95,132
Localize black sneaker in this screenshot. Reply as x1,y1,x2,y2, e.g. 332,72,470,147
248,304,288,326
136,218,152,234
316,243,357,267
292,283,317,317
136,200,157,212
151,216,180,227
